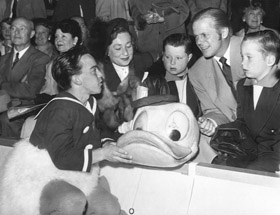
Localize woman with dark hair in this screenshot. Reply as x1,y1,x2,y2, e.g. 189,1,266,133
95,19,153,135
40,19,82,96
71,16,89,45
0,18,13,56
0,46,131,214
34,18,58,59
102,20,153,93
20,19,84,138
53,19,82,53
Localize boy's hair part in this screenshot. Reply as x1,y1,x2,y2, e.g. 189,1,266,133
163,33,193,55
243,30,280,64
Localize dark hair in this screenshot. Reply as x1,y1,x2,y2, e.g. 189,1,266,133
105,26,134,54
33,18,54,43
1,17,13,26
54,19,82,46
71,16,87,27
243,30,280,64
71,16,86,24
87,17,109,62
163,33,193,55
0,18,13,41
34,18,53,33
192,8,232,36
52,46,89,91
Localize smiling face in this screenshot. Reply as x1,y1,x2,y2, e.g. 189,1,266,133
193,17,228,58
55,29,78,53
78,54,103,95
163,45,191,76
35,25,50,47
244,8,263,30
107,32,133,67
241,40,269,81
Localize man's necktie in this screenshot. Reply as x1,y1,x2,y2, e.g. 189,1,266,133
219,57,237,100
12,52,19,68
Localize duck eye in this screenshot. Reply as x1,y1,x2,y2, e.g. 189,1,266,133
168,129,181,141
166,111,189,141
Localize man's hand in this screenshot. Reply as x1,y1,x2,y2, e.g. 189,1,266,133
198,117,217,136
142,11,164,24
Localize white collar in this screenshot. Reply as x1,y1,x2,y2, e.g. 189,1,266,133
112,63,129,81
214,45,231,66
13,45,30,59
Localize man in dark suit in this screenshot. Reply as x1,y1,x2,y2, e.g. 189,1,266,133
0,17,50,138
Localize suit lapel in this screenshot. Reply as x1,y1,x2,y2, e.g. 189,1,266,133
253,81,280,135
103,61,121,92
4,52,14,81
229,36,245,83
207,59,237,118
10,46,34,82
167,81,178,96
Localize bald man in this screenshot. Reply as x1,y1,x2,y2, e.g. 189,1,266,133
0,17,50,138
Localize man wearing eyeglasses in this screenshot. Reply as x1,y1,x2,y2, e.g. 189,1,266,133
188,8,245,162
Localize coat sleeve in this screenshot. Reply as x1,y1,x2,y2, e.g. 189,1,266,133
37,107,93,172
189,66,231,125
1,53,50,100
236,78,246,120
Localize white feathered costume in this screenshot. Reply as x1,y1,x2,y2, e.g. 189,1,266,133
0,139,99,214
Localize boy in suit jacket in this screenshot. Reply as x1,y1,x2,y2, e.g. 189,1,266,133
234,30,280,172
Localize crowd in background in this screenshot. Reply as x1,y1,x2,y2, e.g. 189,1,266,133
0,0,280,214
0,0,279,170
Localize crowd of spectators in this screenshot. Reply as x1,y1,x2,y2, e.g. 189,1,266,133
0,0,280,214
0,0,279,180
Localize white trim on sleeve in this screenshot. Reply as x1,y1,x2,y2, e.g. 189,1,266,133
82,144,93,172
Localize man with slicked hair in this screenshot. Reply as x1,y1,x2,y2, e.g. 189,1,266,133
189,8,245,162
0,17,50,138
